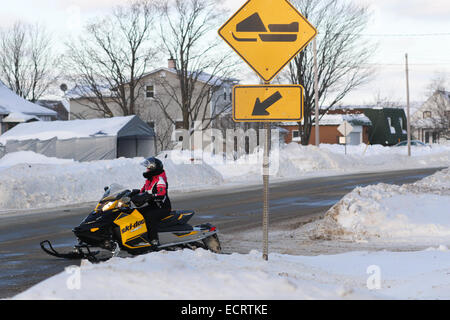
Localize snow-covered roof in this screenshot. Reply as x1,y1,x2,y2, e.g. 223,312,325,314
412,117,447,129
2,112,40,123
66,84,114,100
0,115,137,143
279,114,372,127
0,81,57,117
317,114,372,126
142,67,239,87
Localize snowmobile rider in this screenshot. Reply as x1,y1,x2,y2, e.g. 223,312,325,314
129,157,171,248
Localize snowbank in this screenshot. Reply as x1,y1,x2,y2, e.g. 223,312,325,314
165,142,450,182
0,142,448,211
307,168,450,243
12,247,450,300
0,154,223,211
0,151,74,171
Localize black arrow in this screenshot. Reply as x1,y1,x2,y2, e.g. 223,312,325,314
252,91,283,116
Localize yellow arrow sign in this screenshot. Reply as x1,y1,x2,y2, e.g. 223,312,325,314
233,85,304,122
219,0,317,82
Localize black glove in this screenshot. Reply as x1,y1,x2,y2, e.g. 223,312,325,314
131,192,153,207
129,189,140,197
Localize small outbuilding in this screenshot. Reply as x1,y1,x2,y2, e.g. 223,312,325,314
280,113,372,145
0,115,156,161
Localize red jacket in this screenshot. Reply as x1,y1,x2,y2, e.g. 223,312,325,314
141,171,168,199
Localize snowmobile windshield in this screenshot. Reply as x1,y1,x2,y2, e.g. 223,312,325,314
101,183,129,202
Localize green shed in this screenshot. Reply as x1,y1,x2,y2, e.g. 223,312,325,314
363,108,407,146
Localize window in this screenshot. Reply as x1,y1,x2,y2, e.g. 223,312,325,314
387,117,396,134
399,117,406,134
223,88,227,101
175,121,184,129
292,130,301,142
423,111,431,119
146,85,155,98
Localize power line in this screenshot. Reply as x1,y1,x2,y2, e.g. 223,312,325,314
364,63,450,66
320,32,450,38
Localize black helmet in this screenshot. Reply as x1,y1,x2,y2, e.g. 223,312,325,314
141,157,164,178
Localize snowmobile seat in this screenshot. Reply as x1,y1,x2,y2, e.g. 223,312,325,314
159,210,195,228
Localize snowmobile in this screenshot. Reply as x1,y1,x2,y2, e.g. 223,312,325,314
40,184,221,263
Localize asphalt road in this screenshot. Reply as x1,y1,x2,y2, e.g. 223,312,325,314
0,167,445,299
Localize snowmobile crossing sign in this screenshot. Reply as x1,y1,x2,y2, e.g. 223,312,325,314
218,0,317,82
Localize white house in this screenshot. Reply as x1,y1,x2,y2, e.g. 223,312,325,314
67,59,239,152
0,81,57,134
412,90,450,144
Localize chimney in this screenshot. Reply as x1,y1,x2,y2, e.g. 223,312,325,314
168,57,176,70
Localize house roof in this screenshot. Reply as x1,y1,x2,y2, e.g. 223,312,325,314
66,66,240,100
2,112,41,123
412,117,447,129
317,114,372,126
0,81,57,117
65,84,115,100
280,113,372,127
437,90,450,100
141,67,240,87
0,115,146,144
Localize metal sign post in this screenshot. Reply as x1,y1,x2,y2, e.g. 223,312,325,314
338,121,353,155
262,122,270,261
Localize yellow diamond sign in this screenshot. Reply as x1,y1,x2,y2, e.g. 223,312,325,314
219,0,317,82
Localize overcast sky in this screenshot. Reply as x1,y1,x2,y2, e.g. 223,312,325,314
1,0,449,106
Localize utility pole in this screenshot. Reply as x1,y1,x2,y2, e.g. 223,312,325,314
314,38,320,146
405,53,411,156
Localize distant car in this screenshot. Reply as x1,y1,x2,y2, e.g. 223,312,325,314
394,140,431,148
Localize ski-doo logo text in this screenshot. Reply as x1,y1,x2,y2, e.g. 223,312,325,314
122,220,145,234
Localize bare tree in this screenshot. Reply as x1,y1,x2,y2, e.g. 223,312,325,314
0,22,60,102
424,75,450,140
285,0,375,145
64,0,159,118
155,0,238,132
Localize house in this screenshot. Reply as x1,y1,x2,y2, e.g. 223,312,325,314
279,106,410,146
36,95,70,121
0,81,57,134
67,58,239,152
411,90,450,144
280,111,372,146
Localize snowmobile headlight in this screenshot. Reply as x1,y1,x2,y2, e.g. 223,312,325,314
102,201,116,212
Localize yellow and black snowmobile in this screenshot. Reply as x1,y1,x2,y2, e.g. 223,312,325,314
40,184,221,263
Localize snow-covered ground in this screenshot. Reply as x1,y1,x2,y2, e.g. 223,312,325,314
0,142,449,211
4,144,450,300
12,245,450,300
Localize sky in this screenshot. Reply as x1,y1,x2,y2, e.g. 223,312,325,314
1,0,449,106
